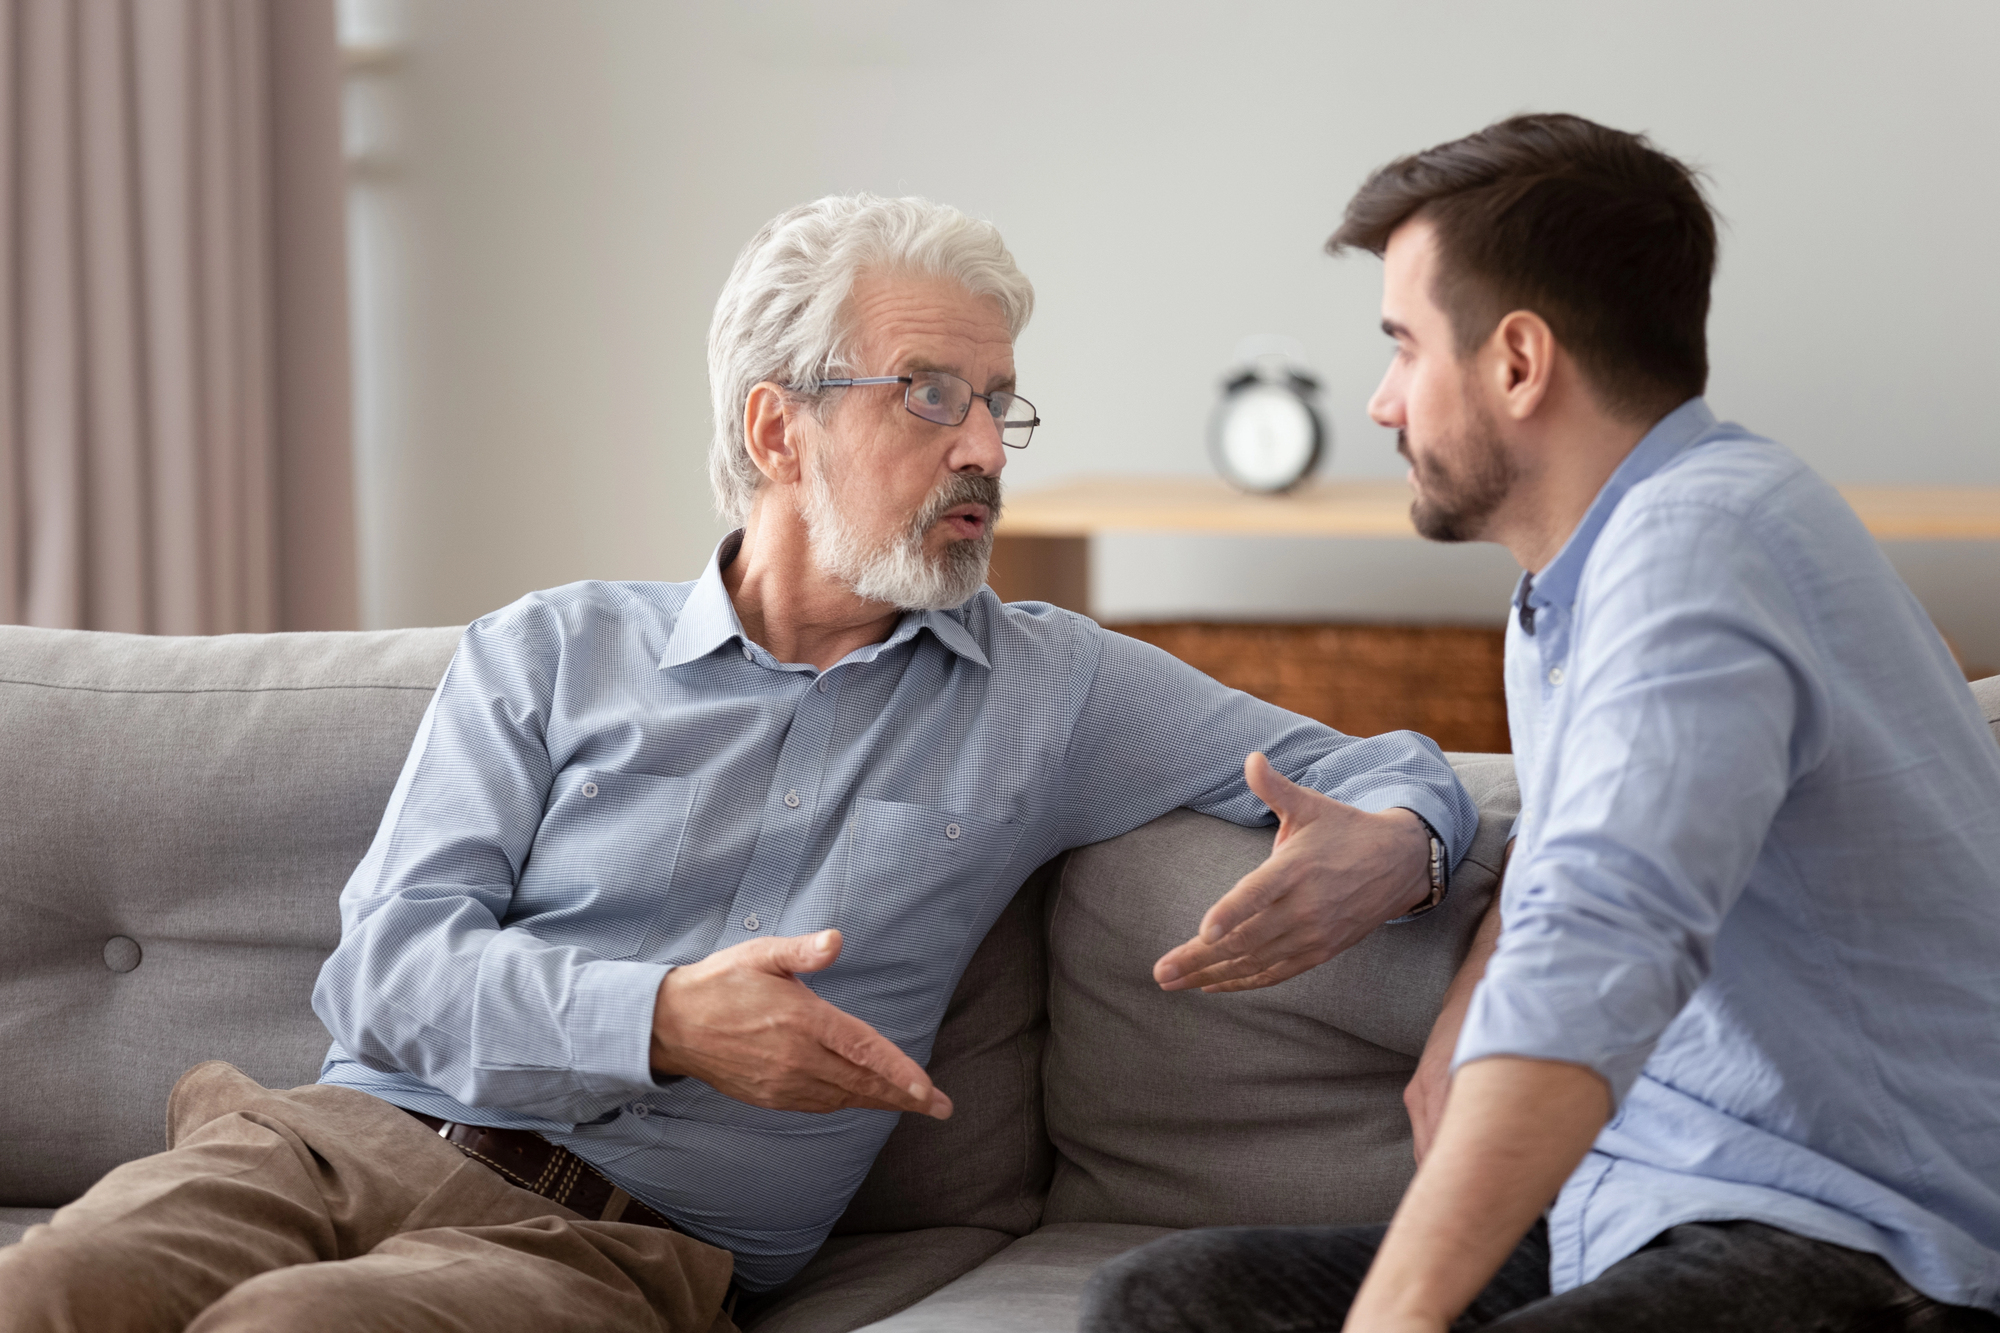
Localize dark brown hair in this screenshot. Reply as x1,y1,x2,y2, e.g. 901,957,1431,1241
1329,113,1716,421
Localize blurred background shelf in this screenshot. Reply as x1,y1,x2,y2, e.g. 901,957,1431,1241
991,477,2000,752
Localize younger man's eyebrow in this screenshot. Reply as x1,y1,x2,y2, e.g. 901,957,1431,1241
1381,318,1414,340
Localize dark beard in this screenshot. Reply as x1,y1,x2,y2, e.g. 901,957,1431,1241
1400,413,1515,543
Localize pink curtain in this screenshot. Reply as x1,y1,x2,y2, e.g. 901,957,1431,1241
0,0,356,634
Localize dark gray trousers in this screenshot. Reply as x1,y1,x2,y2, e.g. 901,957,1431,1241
1080,1218,2000,1332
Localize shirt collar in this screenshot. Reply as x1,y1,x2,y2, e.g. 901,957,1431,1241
1520,397,1719,617
659,531,992,672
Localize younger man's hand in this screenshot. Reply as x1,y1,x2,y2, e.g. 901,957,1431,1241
1153,752,1432,993
649,929,952,1119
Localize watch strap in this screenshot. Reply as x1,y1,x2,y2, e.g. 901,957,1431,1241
1386,809,1448,923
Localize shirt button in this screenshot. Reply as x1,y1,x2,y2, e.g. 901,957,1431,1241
1548,666,1565,686
630,1102,650,1118
581,781,598,798
743,913,761,931
816,679,828,693
741,645,753,661
784,790,800,808
945,823,961,840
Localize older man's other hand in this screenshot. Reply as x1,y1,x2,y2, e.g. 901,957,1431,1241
649,929,952,1119
1153,752,1432,993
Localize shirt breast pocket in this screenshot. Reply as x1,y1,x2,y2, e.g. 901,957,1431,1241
826,798,1026,1038
510,770,701,960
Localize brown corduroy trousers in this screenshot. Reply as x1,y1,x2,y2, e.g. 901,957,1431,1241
0,1062,738,1333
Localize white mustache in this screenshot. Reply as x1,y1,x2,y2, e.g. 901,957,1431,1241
916,474,1003,533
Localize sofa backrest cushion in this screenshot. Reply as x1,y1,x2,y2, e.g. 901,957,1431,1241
1040,752,1520,1229
832,856,1060,1238
0,625,462,1206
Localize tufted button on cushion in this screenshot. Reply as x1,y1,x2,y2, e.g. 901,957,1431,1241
0,623,466,1208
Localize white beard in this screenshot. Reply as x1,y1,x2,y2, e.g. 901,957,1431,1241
800,448,998,612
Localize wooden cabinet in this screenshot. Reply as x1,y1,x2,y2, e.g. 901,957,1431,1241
990,475,2000,750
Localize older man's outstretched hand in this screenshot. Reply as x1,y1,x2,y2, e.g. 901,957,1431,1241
649,929,952,1119
1152,752,1433,993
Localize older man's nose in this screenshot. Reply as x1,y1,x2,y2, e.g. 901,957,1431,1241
952,404,1008,475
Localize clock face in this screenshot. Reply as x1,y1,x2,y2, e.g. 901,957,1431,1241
1210,382,1321,492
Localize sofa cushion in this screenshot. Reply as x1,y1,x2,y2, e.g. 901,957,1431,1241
0,1208,55,1248
739,1227,1014,1333
834,858,1059,1238
1973,674,2000,744
1041,752,1519,1230
852,1223,1175,1332
0,625,462,1206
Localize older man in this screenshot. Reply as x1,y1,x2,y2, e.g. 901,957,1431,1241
0,194,1475,1332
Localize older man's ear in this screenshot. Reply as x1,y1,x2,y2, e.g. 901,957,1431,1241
743,381,805,486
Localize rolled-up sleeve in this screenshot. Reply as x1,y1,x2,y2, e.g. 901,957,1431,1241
1057,624,1478,867
1455,500,1831,1102
312,609,667,1123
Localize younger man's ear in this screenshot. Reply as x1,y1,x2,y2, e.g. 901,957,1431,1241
743,382,805,486
1489,310,1556,421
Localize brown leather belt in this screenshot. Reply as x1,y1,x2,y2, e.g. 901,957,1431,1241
404,1109,677,1231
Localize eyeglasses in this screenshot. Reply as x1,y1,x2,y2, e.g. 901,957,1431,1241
802,370,1039,449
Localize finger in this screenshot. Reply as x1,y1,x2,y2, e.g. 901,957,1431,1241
1154,928,1266,989
1197,952,1324,992
1154,895,1301,987
1194,860,1296,948
1159,933,1299,992
811,1047,955,1120
1243,751,1309,821
761,1073,923,1116
811,1004,946,1117
773,1039,921,1113
1154,931,1249,988
1176,944,1299,991
781,1052,948,1117
762,929,844,976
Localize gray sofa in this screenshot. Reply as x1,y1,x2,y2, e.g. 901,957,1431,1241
6,625,1995,1331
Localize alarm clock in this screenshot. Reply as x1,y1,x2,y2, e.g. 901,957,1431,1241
1207,339,1328,494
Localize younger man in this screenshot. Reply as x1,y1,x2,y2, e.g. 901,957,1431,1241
1087,114,2000,1332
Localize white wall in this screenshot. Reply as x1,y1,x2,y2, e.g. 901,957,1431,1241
350,0,2000,667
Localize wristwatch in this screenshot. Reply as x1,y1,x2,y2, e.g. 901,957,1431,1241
1389,811,1448,923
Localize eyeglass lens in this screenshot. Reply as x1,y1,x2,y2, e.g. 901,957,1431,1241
905,371,1037,449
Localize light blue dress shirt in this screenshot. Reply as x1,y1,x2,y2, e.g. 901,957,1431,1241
1455,399,2000,1310
314,534,1476,1290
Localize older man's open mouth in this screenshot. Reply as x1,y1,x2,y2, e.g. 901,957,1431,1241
939,503,991,540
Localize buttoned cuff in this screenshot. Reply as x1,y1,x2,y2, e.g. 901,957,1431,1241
1349,783,1471,865
569,959,674,1097
1349,784,1467,925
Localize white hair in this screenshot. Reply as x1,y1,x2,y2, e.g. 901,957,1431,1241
705,194,1036,525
